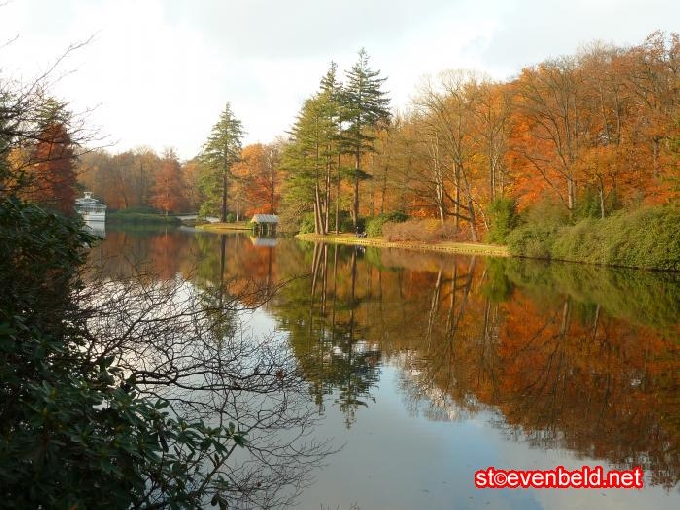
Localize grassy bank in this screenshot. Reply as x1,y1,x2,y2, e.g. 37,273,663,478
508,204,680,271
296,233,510,257
197,221,252,232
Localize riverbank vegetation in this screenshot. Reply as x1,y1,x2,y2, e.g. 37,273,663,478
508,203,680,270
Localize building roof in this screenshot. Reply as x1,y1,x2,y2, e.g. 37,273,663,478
251,214,279,224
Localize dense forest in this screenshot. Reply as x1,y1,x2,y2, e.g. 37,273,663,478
69,32,678,242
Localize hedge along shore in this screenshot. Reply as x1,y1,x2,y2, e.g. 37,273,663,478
296,233,510,257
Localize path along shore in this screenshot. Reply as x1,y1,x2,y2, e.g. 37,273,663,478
296,233,510,257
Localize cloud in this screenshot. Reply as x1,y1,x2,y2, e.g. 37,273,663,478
2,0,678,159
164,0,464,59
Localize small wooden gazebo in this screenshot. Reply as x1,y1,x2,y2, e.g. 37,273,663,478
250,214,279,236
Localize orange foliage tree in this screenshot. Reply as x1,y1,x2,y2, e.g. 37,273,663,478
150,149,187,214
22,123,77,216
232,142,281,217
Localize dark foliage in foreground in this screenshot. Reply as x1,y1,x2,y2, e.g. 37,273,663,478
0,198,328,509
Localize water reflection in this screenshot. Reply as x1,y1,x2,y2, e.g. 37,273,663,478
273,242,680,490
86,228,329,508
90,228,680,501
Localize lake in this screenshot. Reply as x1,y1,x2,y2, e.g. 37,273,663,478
90,226,680,509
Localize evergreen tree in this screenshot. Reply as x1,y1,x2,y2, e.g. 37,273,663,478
199,103,244,221
281,97,326,234
341,49,391,228
318,62,344,233
282,64,343,234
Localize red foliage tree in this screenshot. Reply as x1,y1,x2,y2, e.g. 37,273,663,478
24,123,77,216
150,150,187,215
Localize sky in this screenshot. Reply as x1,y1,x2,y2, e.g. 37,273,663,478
1,0,678,160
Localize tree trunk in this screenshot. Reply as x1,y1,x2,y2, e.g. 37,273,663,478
314,184,324,235
335,153,341,233
325,156,331,233
352,149,360,229
221,171,228,223
454,166,460,231
598,175,606,219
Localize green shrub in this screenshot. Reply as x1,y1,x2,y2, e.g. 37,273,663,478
225,212,237,223
506,199,570,258
507,223,559,259
573,187,605,220
299,212,316,234
509,204,680,271
486,197,518,244
340,214,365,234
365,211,409,237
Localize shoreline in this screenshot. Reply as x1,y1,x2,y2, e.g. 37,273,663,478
296,233,510,257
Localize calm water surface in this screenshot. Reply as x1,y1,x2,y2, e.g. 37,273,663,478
92,226,680,509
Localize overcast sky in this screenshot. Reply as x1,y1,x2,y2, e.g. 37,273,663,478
1,0,677,159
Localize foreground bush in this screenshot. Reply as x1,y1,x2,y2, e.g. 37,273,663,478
0,199,242,508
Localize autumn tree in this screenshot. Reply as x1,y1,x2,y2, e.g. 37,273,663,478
510,57,588,212
413,70,486,240
150,149,186,215
77,148,165,211
341,49,391,229
232,142,281,217
20,122,76,216
199,103,244,221
472,80,511,202
623,31,680,204
181,157,205,211
1,91,80,215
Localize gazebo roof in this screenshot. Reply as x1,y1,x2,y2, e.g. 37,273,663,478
251,214,279,224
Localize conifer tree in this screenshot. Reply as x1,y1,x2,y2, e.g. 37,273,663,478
318,62,344,233
282,63,344,235
199,103,244,221
342,49,391,229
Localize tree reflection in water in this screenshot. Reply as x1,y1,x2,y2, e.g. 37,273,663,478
86,229,333,509
276,241,680,490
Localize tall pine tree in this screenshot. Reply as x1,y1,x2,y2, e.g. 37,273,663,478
282,63,343,235
342,49,391,229
318,62,344,233
199,103,244,221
